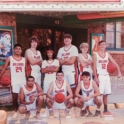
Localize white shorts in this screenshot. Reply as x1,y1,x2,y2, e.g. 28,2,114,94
31,70,41,86
63,71,76,88
43,75,56,94
12,83,25,94
25,101,36,111
98,74,111,95
84,98,95,107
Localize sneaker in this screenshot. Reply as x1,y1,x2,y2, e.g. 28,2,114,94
36,112,42,119
80,109,88,118
65,109,71,119
103,111,114,117
40,112,49,118
94,110,101,118
11,112,18,119
25,112,34,119
87,111,94,117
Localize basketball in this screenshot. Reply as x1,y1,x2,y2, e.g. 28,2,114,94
107,62,117,73
55,93,65,103
1,76,11,86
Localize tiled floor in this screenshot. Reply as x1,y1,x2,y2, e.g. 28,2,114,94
7,108,124,124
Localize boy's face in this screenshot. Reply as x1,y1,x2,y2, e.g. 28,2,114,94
56,73,64,81
14,46,22,55
27,78,34,87
64,38,72,46
47,51,53,59
80,46,89,54
99,42,106,51
31,40,37,48
82,75,90,82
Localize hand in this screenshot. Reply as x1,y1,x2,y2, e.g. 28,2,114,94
118,72,122,78
87,60,92,65
29,96,35,103
83,96,90,102
94,77,99,85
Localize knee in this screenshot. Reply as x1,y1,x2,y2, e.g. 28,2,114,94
96,96,103,104
18,106,27,114
38,96,44,102
74,97,78,104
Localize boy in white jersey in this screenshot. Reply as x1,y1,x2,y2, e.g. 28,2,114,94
41,49,59,117
46,71,74,118
78,42,93,82
0,44,26,119
25,36,42,86
75,71,102,118
57,34,78,115
78,42,93,116
93,40,121,117
18,76,44,119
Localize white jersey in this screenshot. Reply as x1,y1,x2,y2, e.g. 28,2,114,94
29,49,42,71
57,45,78,72
53,80,67,109
78,54,93,74
96,52,109,75
42,59,59,78
23,83,37,103
10,56,26,85
81,80,94,97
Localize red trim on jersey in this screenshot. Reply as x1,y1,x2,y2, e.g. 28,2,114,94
24,84,34,91
64,45,72,52
12,56,22,61
98,52,106,59
55,80,64,89
46,60,54,64
30,49,38,55
82,54,88,59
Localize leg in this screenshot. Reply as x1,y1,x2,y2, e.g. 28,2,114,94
65,98,74,109
94,96,103,118
46,98,54,118
36,95,44,119
12,93,18,112
18,105,27,114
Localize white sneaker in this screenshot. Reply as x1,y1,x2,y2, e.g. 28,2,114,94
40,112,49,118
11,112,18,119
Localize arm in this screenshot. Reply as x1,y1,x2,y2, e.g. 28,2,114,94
65,82,73,100
64,56,77,65
77,54,89,67
75,82,82,98
92,53,99,84
42,66,59,74
47,82,54,99
57,57,67,65
20,88,34,105
33,83,44,97
88,81,100,99
25,50,42,65
108,53,121,77
0,57,10,79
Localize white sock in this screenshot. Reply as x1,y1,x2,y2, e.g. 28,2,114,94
82,106,86,110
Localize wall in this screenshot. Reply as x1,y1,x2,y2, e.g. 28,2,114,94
0,13,16,106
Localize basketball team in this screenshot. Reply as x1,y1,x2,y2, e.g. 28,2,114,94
0,34,122,119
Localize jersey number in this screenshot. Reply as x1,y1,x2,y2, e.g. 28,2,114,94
16,67,22,72
102,64,106,69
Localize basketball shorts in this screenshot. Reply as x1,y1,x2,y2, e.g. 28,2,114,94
25,101,36,111
12,83,25,94
63,71,76,88
31,70,41,86
98,74,111,95
83,98,95,107
43,75,56,94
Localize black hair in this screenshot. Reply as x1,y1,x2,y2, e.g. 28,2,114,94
45,49,55,60
98,40,106,45
27,75,35,81
14,44,22,49
82,71,90,77
64,34,72,39
56,66,63,75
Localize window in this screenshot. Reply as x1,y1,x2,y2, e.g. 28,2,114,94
106,22,124,50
